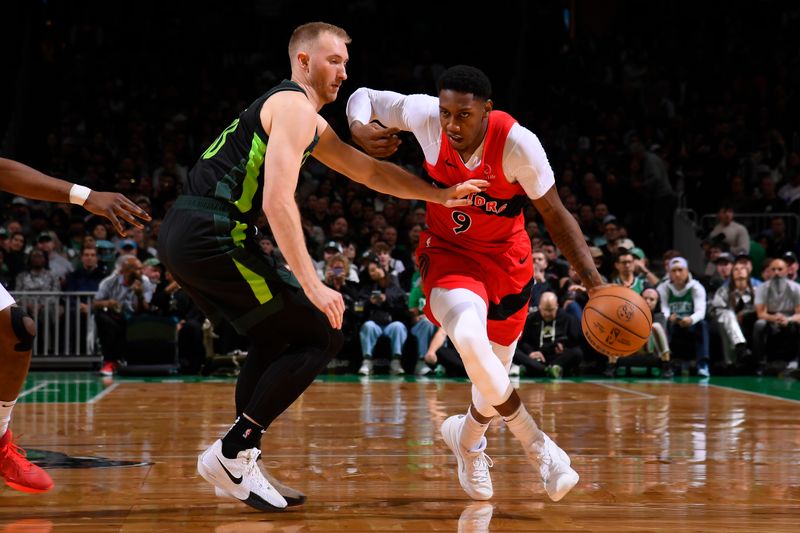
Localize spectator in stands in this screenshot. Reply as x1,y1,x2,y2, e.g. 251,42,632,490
36,231,73,288
357,257,409,376
708,203,749,255
777,171,800,211
531,249,559,310
752,258,800,373
706,251,734,297
321,253,361,362
761,216,794,258
749,173,787,214
14,250,59,294
630,247,660,286
611,249,649,294
784,251,798,282
710,260,756,369
658,257,710,377
65,247,107,292
513,292,583,378
5,232,27,287
92,256,155,376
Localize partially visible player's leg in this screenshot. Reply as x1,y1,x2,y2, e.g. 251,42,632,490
0,303,54,493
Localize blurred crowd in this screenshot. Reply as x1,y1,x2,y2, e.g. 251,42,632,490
2,1,799,377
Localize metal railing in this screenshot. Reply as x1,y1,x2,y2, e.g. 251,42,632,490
9,291,100,366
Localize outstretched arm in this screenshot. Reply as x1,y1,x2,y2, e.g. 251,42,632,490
260,95,345,329
0,157,150,236
533,186,605,290
313,120,486,206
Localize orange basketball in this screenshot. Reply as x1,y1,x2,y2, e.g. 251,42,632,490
581,286,651,357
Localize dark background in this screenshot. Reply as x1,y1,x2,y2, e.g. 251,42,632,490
1,0,799,217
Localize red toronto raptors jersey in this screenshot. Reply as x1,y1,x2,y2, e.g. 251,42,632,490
423,111,529,254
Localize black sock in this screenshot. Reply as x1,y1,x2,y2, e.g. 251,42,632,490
221,416,264,459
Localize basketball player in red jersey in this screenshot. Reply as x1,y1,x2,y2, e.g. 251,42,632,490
347,65,606,502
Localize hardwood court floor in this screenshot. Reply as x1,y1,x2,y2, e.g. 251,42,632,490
2,373,799,532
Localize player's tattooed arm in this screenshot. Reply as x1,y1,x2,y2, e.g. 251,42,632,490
533,186,606,290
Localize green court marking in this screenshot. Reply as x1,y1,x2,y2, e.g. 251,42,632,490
18,371,800,403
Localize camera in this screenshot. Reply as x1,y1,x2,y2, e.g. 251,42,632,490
332,266,344,276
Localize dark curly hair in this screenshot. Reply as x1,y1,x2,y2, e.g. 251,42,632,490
437,65,492,100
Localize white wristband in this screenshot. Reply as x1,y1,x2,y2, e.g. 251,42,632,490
69,184,91,206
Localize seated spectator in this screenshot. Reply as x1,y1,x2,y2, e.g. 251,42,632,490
513,292,583,378
531,249,559,310
657,257,710,377
753,258,800,373
5,232,27,286
36,231,73,288
630,247,661,286
65,247,108,292
707,203,749,255
705,251,734,297
784,251,799,282
149,270,206,374
357,257,409,376
321,253,361,363
611,249,649,294
710,260,756,369
92,256,155,376
316,240,359,284
14,250,59,294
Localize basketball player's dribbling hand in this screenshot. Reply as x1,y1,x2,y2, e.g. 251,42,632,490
308,283,345,329
84,191,152,236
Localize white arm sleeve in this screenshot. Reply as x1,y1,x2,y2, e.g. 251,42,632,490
502,123,556,200
346,88,442,165
690,282,707,325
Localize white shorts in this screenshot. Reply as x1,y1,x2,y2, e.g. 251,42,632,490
0,284,15,312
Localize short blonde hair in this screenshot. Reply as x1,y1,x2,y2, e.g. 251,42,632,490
288,22,351,60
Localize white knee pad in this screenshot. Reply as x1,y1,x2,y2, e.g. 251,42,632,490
430,288,512,407
471,340,518,417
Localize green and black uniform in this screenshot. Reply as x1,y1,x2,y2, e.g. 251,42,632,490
159,80,343,428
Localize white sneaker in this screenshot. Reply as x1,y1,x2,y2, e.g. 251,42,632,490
197,439,287,511
440,415,493,500
213,464,306,506
457,502,494,533
526,433,579,502
390,358,405,375
508,364,521,377
358,359,373,376
415,360,432,376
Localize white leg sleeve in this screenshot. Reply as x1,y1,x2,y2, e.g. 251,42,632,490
430,288,513,408
471,340,518,417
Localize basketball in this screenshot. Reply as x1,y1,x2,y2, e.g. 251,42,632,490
581,286,651,357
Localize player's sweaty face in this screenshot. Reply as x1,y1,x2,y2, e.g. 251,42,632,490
438,90,490,157
309,33,349,104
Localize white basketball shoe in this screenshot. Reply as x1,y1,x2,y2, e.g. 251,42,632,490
527,433,579,502
213,465,306,506
197,439,287,511
441,415,493,500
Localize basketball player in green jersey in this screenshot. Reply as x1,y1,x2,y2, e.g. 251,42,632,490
158,22,486,512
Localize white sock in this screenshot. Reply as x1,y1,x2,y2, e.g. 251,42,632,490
459,410,490,452
503,404,543,450
0,399,16,438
